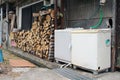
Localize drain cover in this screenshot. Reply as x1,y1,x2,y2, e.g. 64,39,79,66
53,68,96,80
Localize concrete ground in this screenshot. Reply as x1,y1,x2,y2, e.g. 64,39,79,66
0,68,70,80
0,49,120,80
0,49,70,80
97,72,120,80
0,67,120,80
74,69,120,80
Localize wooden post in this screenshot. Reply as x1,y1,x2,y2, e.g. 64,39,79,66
54,0,57,29
61,0,64,29
0,7,3,46
6,2,9,48
111,0,117,72
48,0,58,61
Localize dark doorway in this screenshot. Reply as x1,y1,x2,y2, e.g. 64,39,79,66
22,6,32,30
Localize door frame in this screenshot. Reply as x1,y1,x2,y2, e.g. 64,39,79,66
18,0,43,29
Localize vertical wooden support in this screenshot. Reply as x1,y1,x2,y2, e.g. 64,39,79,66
61,0,64,29
54,0,57,29
6,2,9,48
111,0,117,72
0,7,3,46
48,0,58,61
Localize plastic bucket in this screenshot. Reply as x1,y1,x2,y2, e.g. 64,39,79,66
0,50,3,62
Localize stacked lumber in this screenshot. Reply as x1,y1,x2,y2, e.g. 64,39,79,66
13,9,55,59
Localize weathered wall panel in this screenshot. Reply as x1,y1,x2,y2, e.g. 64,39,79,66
64,0,113,28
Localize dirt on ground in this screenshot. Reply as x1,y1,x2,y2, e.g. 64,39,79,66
0,49,27,76
3,49,21,64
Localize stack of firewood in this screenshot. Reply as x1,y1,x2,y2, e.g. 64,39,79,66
13,9,55,59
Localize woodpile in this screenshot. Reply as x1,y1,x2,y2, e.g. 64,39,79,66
13,9,55,60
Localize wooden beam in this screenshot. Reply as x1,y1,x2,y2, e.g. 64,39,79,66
6,2,9,48
111,0,117,72
54,0,57,29
0,7,3,46
61,0,64,29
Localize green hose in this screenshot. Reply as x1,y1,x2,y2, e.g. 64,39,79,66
90,6,103,29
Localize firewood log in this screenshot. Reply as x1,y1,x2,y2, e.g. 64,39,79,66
13,9,55,60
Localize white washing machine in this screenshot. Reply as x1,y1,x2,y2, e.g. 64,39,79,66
55,29,111,73
55,29,72,63
71,29,111,72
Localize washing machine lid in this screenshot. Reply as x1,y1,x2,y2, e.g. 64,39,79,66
71,29,111,33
